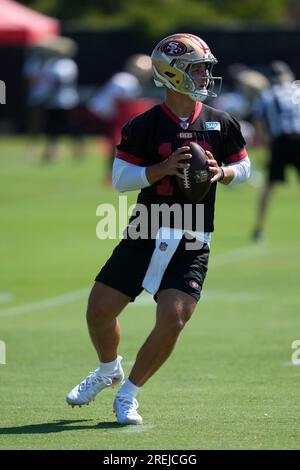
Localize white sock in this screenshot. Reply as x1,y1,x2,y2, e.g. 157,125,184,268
117,378,141,398
99,355,122,375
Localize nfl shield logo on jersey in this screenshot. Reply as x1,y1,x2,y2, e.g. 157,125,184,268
159,242,168,251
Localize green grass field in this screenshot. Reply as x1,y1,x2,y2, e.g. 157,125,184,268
0,137,300,450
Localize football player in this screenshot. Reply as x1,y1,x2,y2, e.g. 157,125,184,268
66,33,251,424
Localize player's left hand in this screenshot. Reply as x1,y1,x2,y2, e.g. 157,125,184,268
206,151,223,183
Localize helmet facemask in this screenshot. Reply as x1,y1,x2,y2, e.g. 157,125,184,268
184,61,222,102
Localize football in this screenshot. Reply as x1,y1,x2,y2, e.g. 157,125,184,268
176,142,212,203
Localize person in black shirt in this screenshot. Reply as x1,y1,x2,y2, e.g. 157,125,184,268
66,33,251,425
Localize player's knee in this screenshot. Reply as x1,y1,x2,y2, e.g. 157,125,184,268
159,308,192,337
86,294,106,324
170,316,186,336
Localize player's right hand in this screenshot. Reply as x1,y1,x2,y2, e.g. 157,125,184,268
163,146,192,179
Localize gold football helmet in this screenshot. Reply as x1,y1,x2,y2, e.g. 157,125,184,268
151,33,222,101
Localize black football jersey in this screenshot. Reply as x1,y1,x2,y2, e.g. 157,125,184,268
116,102,247,232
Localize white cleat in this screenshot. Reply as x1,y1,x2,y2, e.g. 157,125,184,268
66,356,124,407
113,395,143,425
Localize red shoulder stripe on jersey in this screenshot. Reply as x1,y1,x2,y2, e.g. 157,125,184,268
116,151,144,165
160,102,202,125
223,148,247,164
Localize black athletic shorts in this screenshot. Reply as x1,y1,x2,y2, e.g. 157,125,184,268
269,135,300,182
95,234,210,303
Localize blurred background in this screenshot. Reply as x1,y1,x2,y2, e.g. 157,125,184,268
1,0,300,450
1,0,300,133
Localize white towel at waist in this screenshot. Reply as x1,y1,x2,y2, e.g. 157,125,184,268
142,227,211,295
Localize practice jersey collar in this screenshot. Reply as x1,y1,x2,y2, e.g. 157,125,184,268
160,102,203,128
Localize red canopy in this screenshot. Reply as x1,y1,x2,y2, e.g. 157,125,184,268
0,0,59,45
